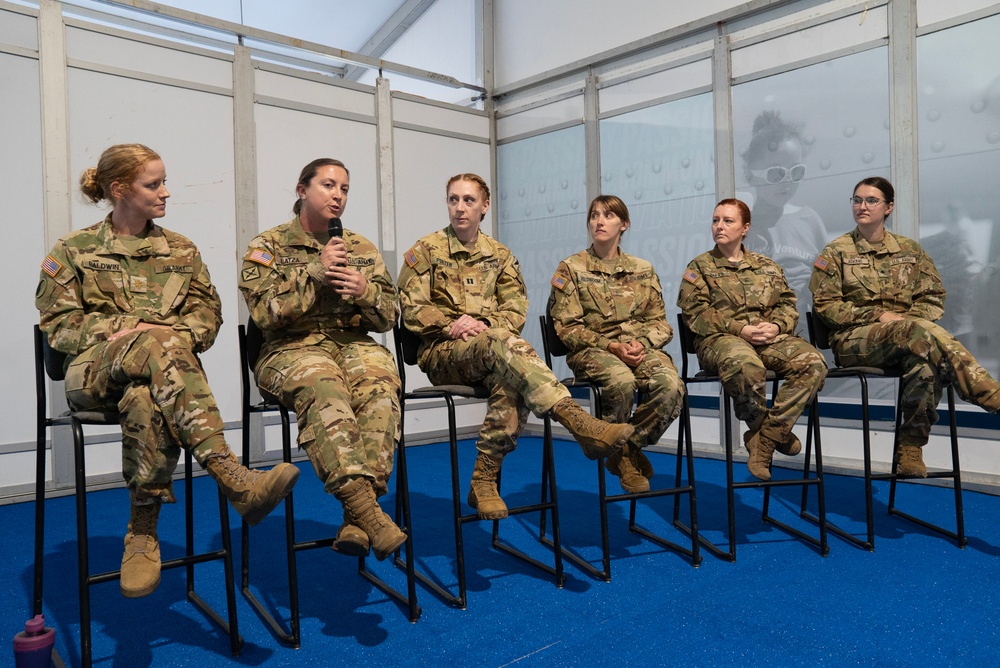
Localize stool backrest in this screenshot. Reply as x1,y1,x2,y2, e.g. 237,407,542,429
540,304,570,367
397,323,422,367
807,309,832,350
34,325,68,382
244,317,266,370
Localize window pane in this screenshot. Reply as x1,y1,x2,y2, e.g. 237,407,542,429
732,47,891,333
497,126,586,378
918,14,1000,379
599,93,717,387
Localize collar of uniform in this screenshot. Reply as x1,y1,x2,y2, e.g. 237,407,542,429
851,227,901,255
445,225,495,259
96,213,170,257
287,215,327,251
585,245,634,274
708,244,752,268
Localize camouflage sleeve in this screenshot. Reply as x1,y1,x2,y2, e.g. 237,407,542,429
809,249,881,329
676,261,745,338
484,252,527,335
352,249,398,333
173,250,222,353
239,233,323,331
768,264,799,335
397,243,453,339
549,261,613,352
35,241,141,355
907,247,946,321
634,271,673,349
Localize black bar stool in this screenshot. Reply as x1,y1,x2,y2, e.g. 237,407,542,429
33,325,241,668
536,312,701,580
238,320,420,649
800,311,965,550
394,323,564,609
673,315,829,561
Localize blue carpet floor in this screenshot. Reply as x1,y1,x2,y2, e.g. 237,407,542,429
4,436,999,667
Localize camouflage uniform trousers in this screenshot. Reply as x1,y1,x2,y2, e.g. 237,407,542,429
256,337,400,496
697,334,827,444
422,328,571,458
833,317,1000,446
63,327,230,504
567,348,684,447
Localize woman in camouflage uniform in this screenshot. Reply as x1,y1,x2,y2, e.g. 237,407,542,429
548,195,684,493
239,158,406,561
35,144,298,598
677,198,827,481
397,174,633,520
810,176,1000,476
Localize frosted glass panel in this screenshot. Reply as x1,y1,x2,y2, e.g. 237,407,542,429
732,47,891,332
497,126,586,378
599,93,717,384
917,14,1000,379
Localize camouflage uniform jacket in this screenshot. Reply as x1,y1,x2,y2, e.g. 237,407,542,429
36,213,221,357
239,216,398,361
677,246,798,350
549,246,672,353
810,229,945,348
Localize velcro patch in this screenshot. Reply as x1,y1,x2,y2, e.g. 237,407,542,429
41,255,63,278
682,269,699,284
813,256,829,271
247,249,274,267
404,248,419,268
551,273,568,291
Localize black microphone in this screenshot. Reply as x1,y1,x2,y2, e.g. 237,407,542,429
328,217,344,269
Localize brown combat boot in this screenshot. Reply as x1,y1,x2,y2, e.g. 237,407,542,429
775,433,801,456
332,509,371,557
550,397,634,460
628,442,654,480
897,445,927,478
745,431,776,481
605,447,650,493
335,477,406,561
120,501,161,598
205,452,300,526
468,452,509,520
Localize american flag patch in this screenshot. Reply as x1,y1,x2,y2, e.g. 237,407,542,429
404,248,418,268
814,257,829,271
682,269,699,284
551,273,567,290
247,249,274,267
41,255,62,277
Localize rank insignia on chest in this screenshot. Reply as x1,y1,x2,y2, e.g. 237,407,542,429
130,275,148,293
466,277,475,285
247,249,274,267
41,255,63,278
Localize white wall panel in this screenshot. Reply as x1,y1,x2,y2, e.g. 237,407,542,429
497,96,583,142
65,24,233,89
254,105,379,241
254,68,375,119
393,97,489,139
0,7,38,51
918,0,1000,26
1,50,44,449
600,58,712,115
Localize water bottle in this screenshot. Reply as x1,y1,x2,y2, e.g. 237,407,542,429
13,615,55,668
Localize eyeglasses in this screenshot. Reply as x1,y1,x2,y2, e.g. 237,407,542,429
749,163,806,184
850,196,887,207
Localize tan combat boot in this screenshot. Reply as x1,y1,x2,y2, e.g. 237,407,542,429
468,452,508,520
605,447,650,493
550,397,634,460
335,477,406,561
745,431,776,482
332,509,371,557
775,434,802,457
897,444,927,478
121,500,161,598
628,442,654,480
205,452,300,526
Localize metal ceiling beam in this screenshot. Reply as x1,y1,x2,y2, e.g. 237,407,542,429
344,0,438,82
